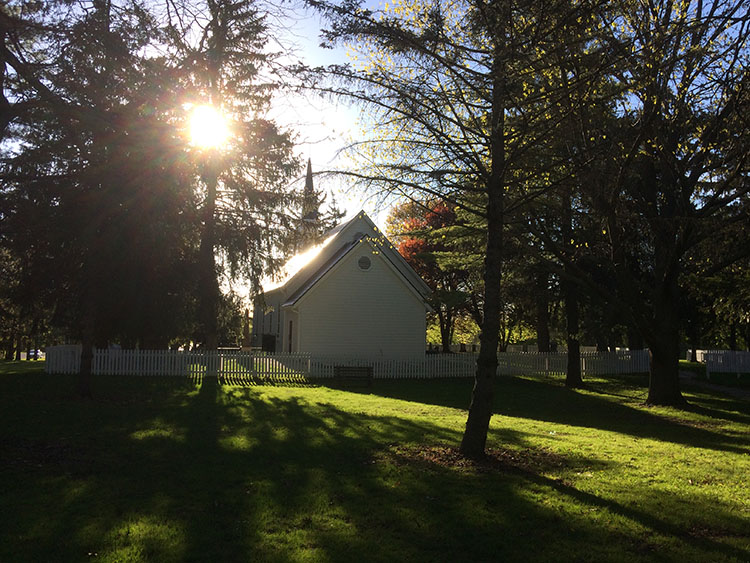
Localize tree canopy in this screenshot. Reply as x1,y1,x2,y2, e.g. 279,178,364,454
0,0,302,390
308,0,749,455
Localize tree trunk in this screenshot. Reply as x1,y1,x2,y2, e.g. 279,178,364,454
645,273,685,406
627,324,644,351
535,270,550,353
78,303,95,399
198,158,219,351
460,195,502,458
596,335,608,352
6,329,17,360
564,278,583,388
687,319,699,362
729,323,737,351
460,7,506,459
438,308,452,352
561,177,582,387
647,330,684,405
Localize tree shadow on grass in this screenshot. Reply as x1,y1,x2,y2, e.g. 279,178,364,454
220,373,317,388
1,374,748,562
681,395,750,426
363,377,750,455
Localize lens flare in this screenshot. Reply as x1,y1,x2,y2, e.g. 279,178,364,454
189,105,230,149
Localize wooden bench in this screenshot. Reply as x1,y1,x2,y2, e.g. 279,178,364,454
334,365,373,387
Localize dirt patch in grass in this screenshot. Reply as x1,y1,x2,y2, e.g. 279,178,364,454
688,524,750,540
1,438,87,472
377,443,570,475
660,415,725,431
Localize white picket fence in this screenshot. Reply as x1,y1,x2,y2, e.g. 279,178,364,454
497,349,649,376
703,350,750,378
44,346,649,380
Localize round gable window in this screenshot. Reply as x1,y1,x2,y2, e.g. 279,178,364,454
358,255,372,270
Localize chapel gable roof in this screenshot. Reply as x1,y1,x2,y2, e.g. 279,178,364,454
260,210,431,304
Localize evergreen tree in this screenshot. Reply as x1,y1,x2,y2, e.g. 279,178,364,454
166,0,300,349
1,0,301,392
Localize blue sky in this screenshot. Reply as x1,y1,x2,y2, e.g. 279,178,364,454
267,1,393,229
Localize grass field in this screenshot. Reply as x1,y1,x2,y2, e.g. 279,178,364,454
1,361,748,562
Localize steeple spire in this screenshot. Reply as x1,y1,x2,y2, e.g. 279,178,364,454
304,158,314,196
294,159,345,252
302,158,318,223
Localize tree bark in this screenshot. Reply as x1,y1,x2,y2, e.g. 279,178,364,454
647,331,684,405
535,270,550,353
78,301,95,399
460,193,502,458
460,2,506,460
564,277,583,388
438,308,452,352
645,271,685,406
729,323,737,351
198,157,219,351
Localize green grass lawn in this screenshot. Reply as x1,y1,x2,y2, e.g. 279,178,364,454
1,361,748,562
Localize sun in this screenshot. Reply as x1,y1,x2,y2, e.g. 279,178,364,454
189,105,230,149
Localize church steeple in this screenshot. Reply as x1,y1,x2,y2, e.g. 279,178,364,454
296,159,320,252
294,159,345,252
302,159,318,223
305,158,314,194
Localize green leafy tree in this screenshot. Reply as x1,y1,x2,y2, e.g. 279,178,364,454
308,0,605,457
580,0,749,404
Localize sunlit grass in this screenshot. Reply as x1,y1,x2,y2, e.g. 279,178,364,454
1,361,748,562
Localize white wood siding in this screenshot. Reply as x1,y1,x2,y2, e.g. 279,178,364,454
284,310,299,353
295,242,426,358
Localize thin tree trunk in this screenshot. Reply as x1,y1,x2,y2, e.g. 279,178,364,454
438,308,451,352
460,196,502,458
535,270,550,353
688,319,699,362
729,323,737,351
78,301,95,399
198,158,219,351
460,5,506,459
627,324,643,351
6,328,17,360
564,278,583,387
561,180,582,387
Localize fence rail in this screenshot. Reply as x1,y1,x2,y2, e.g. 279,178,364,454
44,346,649,380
